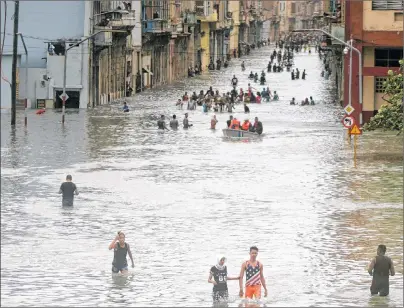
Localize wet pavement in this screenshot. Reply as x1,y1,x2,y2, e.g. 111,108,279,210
1,46,403,307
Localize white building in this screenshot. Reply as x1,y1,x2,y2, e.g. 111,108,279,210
131,0,142,92
0,1,91,110
262,20,271,42
1,53,21,113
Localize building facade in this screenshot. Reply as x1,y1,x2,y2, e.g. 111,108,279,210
268,1,280,41
169,0,196,82
228,0,240,57
90,0,136,105
1,0,91,110
2,0,281,110
1,54,21,112
345,0,403,124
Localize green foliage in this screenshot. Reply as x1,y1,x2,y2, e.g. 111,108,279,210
364,60,403,133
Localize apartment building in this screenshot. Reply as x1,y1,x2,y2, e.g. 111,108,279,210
345,0,403,124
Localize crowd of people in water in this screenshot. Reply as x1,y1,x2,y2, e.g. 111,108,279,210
124,33,341,134
59,173,401,305
56,172,397,306
56,35,398,307
120,35,326,136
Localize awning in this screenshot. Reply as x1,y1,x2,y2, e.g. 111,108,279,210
142,67,154,75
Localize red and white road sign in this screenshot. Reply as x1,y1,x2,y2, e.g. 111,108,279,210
342,115,355,129
59,92,69,101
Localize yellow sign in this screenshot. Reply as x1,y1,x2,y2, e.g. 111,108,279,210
344,105,354,115
349,124,362,135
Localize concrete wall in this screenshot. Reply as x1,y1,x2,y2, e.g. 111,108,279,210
363,47,374,67
1,55,20,110
131,0,143,79
18,67,47,107
262,21,270,41
200,22,210,69
363,2,403,31
363,76,374,111
0,1,86,68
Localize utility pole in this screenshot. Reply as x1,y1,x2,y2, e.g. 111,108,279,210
11,0,20,126
62,40,67,124
17,33,28,126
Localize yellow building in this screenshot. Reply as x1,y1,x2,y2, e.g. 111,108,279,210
196,0,217,70
229,0,240,56
168,0,196,82
347,0,403,123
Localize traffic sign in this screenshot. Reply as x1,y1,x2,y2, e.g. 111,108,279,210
344,104,355,115
59,92,69,101
349,124,362,135
342,116,355,128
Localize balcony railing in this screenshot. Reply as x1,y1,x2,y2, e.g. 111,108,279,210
93,31,113,46
197,10,218,22
109,11,136,29
196,6,205,17
183,12,196,24
239,11,246,23
142,19,169,34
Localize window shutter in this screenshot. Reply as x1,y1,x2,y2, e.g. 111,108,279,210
372,0,403,10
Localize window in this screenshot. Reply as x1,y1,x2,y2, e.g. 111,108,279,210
291,3,296,14
372,0,403,10
375,77,387,93
375,48,403,67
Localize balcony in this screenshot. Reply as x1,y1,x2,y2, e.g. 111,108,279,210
224,18,232,29
142,19,170,34
170,23,191,38
108,11,136,29
239,11,246,24
93,30,113,47
183,12,197,25
196,7,218,22
331,24,345,45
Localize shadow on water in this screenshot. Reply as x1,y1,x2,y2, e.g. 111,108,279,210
367,295,391,308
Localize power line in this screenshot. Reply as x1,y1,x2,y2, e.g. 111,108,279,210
3,32,53,41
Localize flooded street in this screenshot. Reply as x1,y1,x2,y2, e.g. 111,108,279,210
1,46,402,307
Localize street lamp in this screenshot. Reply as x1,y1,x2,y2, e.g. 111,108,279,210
293,28,363,124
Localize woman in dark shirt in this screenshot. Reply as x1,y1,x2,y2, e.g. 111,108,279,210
208,256,239,304
108,231,134,274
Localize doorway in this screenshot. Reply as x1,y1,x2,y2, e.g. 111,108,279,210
54,90,80,108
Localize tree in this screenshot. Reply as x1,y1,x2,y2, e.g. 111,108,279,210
364,60,403,133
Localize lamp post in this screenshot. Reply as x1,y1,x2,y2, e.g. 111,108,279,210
293,28,363,124
347,39,353,108
62,29,127,124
